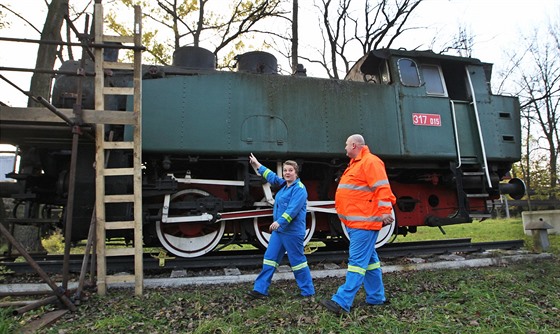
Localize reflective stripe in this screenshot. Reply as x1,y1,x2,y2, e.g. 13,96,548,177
373,179,390,187
378,200,393,208
347,265,366,276
338,213,384,222
367,262,381,270
263,259,279,268
292,261,308,271
297,181,304,188
282,212,293,223
338,179,389,193
338,183,373,192
262,169,271,178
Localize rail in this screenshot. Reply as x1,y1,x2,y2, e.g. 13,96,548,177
0,239,524,275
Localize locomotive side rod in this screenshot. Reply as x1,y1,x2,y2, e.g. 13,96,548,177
214,202,336,221
164,172,337,224
159,200,335,223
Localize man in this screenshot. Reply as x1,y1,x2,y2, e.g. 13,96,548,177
320,134,396,314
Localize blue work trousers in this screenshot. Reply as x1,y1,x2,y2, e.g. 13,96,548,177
253,231,315,296
331,227,386,311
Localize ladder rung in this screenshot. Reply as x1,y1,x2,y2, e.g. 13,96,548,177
103,35,134,44
105,274,137,284
105,220,136,230
103,141,135,150
104,194,136,203
103,61,134,70
104,168,135,176
104,86,134,96
466,193,489,198
106,248,136,257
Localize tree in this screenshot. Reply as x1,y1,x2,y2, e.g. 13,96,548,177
0,7,8,29
106,0,288,68
304,0,423,79
28,0,68,107
439,25,475,58
505,25,560,200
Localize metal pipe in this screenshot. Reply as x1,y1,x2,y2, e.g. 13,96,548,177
0,290,53,297
0,36,145,50
0,74,74,125
75,212,96,301
63,29,89,289
0,223,76,312
0,66,95,76
12,295,59,316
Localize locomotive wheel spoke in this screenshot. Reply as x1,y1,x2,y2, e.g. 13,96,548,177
252,211,316,249
156,189,225,258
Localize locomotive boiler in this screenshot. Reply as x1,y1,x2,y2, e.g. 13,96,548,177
0,46,526,258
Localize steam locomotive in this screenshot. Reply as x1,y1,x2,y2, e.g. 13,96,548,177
0,46,525,258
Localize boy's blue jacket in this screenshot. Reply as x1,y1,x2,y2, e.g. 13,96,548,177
257,165,308,236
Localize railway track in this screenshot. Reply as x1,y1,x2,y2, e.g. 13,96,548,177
0,238,524,276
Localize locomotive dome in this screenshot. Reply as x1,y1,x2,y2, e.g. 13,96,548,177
235,51,278,74
172,46,216,70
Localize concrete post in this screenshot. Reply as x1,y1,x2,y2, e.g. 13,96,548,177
524,218,553,252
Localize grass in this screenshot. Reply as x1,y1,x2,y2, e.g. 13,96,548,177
394,218,560,254
1,218,559,333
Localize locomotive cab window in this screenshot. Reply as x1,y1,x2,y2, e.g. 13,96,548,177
397,58,421,87
421,64,448,97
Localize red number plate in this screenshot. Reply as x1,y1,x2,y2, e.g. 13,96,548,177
412,113,441,126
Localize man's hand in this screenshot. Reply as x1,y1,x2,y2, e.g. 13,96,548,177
381,213,394,227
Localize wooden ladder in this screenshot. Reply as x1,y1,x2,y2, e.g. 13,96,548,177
93,4,143,296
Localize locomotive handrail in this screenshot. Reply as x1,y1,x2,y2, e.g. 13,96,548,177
449,100,462,169
465,67,492,188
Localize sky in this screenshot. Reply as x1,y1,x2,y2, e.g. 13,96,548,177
0,0,558,108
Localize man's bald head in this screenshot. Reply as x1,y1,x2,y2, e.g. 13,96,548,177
345,134,366,159
348,134,365,145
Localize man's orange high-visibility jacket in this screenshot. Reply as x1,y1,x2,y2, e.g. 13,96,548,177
335,145,396,231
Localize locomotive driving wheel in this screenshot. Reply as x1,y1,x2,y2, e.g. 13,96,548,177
252,211,316,249
155,189,225,258
340,209,396,248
